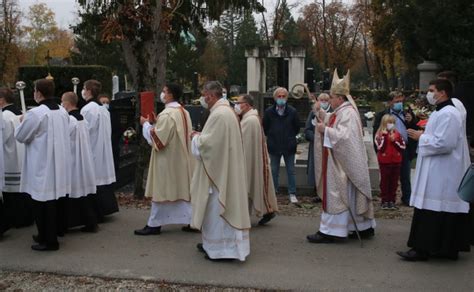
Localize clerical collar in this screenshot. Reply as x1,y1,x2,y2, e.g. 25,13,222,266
68,109,84,120
435,99,454,111
2,104,22,115
165,101,180,108
39,99,59,110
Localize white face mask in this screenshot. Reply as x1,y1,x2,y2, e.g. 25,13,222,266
320,102,329,110
234,104,242,115
200,96,208,109
81,89,87,100
160,92,166,103
103,103,110,110
426,91,437,105
386,123,395,131
222,93,227,99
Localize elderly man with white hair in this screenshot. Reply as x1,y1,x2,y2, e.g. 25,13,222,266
262,87,300,203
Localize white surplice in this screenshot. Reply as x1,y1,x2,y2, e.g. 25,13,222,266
410,103,470,213
68,114,97,198
2,108,24,192
141,101,192,227
319,128,376,237
15,104,71,202
81,101,116,186
191,136,250,261
0,110,4,194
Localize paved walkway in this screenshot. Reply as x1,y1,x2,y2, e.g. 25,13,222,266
1,208,473,291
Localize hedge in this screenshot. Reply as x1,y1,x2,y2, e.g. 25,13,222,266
17,65,112,105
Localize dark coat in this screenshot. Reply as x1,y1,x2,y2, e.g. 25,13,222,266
304,112,316,186
263,104,300,155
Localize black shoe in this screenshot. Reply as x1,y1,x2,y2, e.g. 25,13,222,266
431,251,459,261
31,243,59,251
182,225,200,233
306,232,336,244
196,243,205,253
312,197,322,203
396,249,429,261
81,225,99,233
349,228,375,239
134,225,161,236
258,212,276,226
32,234,40,243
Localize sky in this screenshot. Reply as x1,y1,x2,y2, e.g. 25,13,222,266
18,0,354,29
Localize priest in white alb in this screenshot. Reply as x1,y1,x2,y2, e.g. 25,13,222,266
397,79,471,261
0,88,32,229
134,83,195,236
307,69,376,243
81,79,118,220
191,81,251,261
61,92,99,233
234,94,279,225
15,79,71,251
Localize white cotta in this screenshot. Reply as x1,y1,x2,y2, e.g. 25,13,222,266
81,102,116,186
2,109,24,193
15,105,71,202
68,115,97,198
410,104,470,213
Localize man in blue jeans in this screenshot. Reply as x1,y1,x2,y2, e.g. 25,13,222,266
263,87,300,203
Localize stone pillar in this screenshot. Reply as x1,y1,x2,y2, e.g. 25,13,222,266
246,48,261,93
288,47,306,91
417,60,441,91
259,58,266,93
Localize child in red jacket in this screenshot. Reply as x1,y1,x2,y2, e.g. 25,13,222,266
375,114,406,210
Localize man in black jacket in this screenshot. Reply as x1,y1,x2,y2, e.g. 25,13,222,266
373,91,418,206
263,87,300,203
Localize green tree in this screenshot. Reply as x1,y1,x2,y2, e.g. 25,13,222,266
0,0,22,85
24,2,57,64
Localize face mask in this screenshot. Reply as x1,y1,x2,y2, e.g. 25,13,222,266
426,91,437,105
234,104,242,115
160,92,166,103
392,102,403,112
222,93,227,99
320,102,329,110
81,89,87,100
200,96,208,109
276,98,286,106
386,123,395,131
103,103,110,110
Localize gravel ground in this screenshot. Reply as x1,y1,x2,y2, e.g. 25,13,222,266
0,270,263,291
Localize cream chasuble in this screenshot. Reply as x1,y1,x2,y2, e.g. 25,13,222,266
2,109,24,193
191,98,251,231
241,109,278,216
143,102,194,203
314,102,374,219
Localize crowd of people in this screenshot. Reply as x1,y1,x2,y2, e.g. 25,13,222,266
0,69,473,263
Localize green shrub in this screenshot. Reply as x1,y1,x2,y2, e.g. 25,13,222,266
17,65,112,104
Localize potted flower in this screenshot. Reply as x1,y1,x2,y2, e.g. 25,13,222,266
364,111,375,129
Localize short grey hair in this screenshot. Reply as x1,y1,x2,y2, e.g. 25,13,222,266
273,87,288,98
241,94,254,107
317,93,330,100
203,81,223,98
389,91,403,100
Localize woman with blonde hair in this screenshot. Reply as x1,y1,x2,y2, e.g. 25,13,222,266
375,114,406,210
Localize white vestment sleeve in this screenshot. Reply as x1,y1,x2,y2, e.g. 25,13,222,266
323,127,333,149
142,121,153,145
418,112,461,157
15,112,40,144
191,135,202,160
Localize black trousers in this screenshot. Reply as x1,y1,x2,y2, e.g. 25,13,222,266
470,204,474,245
2,192,34,228
32,199,59,246
0,199,11,235
66,195,98,229
94,184,119,220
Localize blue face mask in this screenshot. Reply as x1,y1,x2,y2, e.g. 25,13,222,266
392,102,403,112
276,98,286,106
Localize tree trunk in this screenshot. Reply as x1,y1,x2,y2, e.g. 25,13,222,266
120,4,167,198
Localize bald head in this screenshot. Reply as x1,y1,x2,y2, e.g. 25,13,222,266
61,91,78,112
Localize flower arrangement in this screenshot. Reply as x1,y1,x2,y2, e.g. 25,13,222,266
123,127,136,144
296,133,306,144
